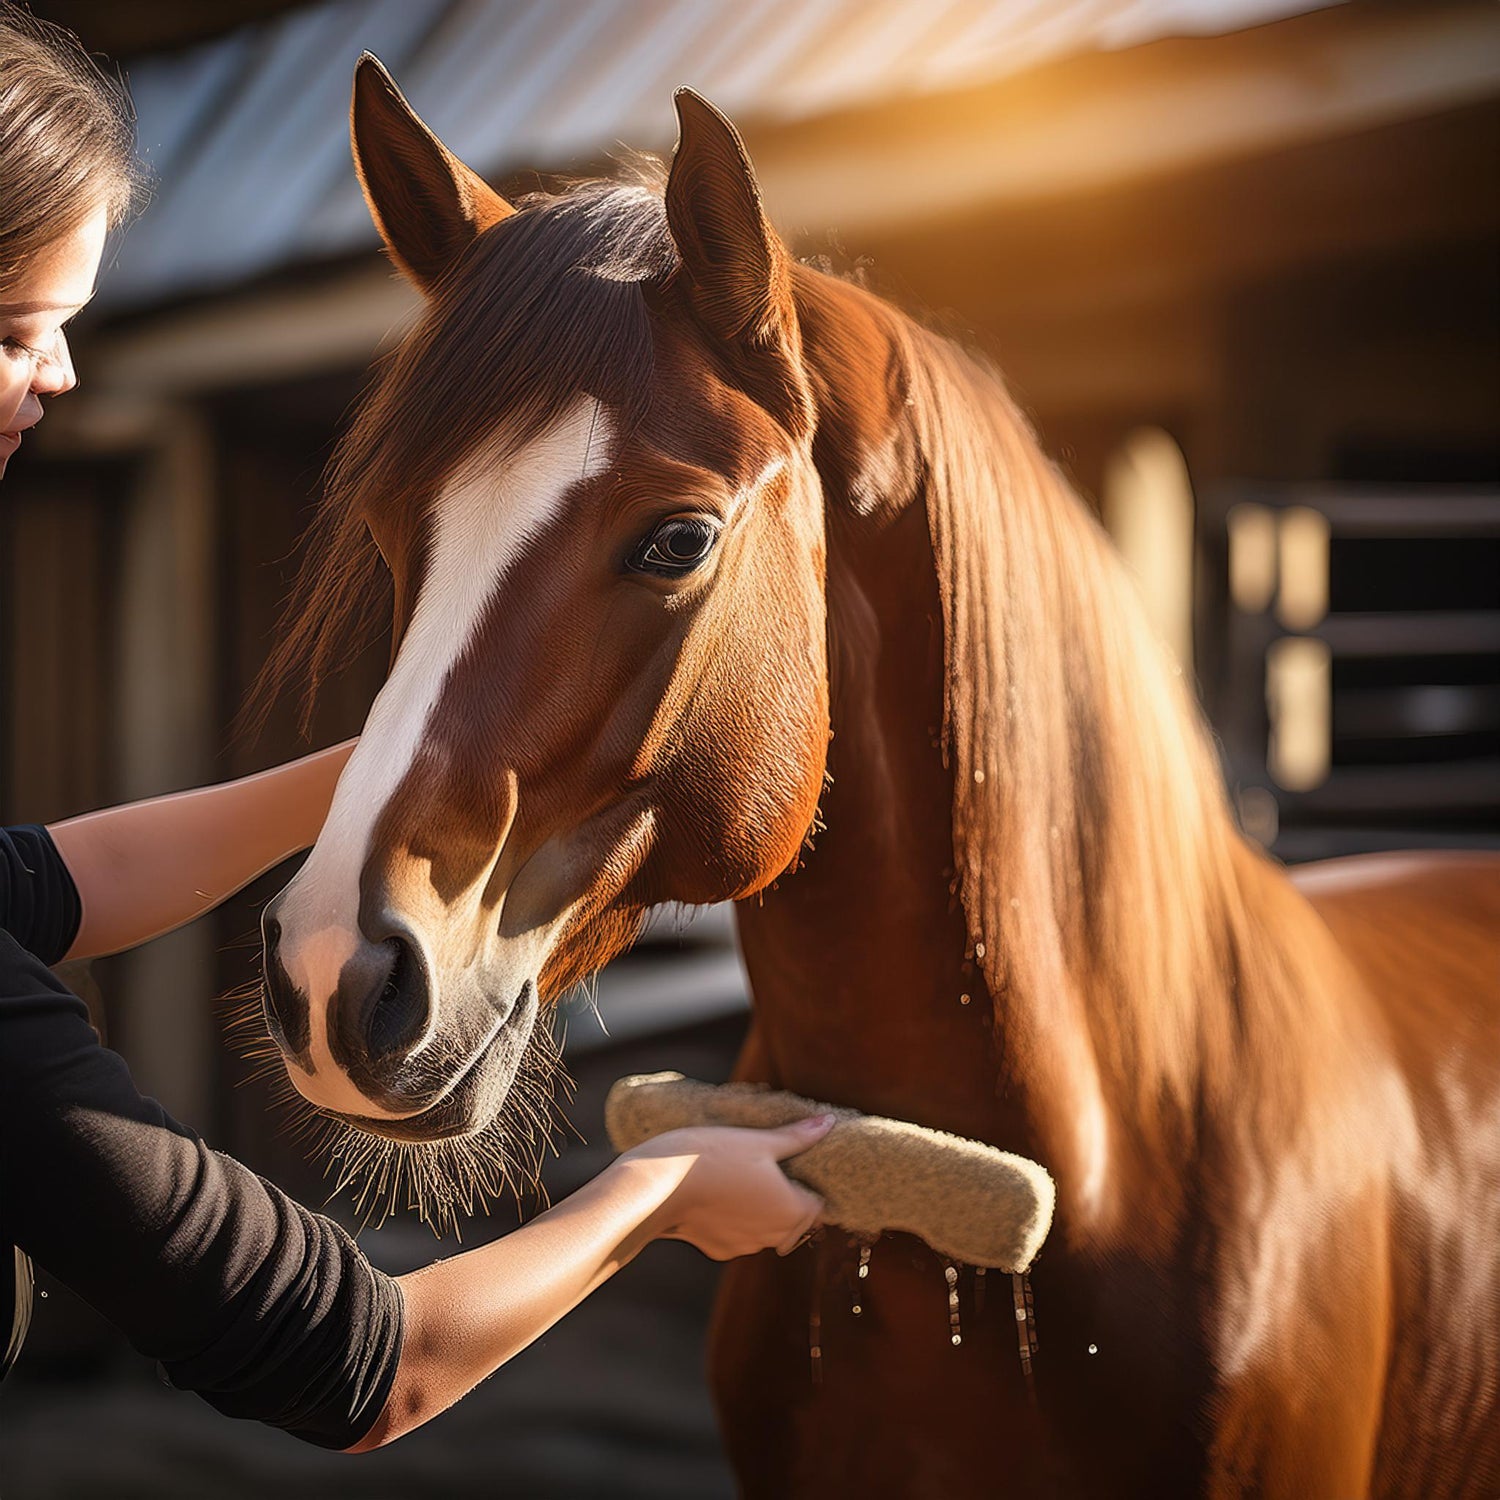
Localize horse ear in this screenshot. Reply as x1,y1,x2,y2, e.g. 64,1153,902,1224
351,54,513,293
666,89,792,346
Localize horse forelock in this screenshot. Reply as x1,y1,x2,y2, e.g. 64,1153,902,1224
248,176,679,735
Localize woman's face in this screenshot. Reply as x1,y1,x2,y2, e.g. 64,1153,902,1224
0,206,107,480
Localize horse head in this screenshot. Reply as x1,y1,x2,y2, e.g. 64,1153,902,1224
260,59,830,1173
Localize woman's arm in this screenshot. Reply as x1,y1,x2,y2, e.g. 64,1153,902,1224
47,740,356,960
2,864,828,1450
350,1115,832,1451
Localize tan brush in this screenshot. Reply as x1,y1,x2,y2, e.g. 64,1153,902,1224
605,1072,1055,1273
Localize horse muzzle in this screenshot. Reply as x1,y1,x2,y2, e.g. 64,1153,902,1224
262,887,541,1135
329,978,539,1142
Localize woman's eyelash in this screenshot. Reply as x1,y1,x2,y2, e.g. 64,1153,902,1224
3,333,64,361
3,315,77,358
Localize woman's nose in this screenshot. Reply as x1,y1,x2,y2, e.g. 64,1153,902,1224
31,332,77,397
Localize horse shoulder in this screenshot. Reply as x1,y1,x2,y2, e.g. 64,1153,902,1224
1294,850,1500,1057
1292,850,1500,1497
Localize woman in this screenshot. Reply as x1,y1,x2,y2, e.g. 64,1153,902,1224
0,3,827,1454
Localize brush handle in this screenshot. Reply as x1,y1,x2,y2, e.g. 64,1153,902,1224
605,1072,1055,1273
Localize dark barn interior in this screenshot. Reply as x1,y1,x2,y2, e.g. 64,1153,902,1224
1,1,1496,1494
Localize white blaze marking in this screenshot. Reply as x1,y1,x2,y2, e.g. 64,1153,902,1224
276,397,613,1031
729,456,786,523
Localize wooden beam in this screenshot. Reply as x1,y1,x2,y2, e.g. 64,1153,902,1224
83,260,417,402
112,412,221,1124
855,103,1500,329
747,2,1500,235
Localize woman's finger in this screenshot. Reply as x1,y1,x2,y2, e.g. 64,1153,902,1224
769,1112,836,1159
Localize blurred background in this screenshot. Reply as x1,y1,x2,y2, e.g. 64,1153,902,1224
2,0,1497,1495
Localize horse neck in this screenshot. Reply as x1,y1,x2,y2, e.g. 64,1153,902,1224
732,470,1022,1146
738,270,1305,1240
733,272,1041,1152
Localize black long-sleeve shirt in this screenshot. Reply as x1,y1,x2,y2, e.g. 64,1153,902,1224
0,825,403,1448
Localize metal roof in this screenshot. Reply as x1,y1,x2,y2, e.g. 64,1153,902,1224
103,0,1343,311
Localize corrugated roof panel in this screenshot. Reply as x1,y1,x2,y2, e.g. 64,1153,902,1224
772,0,978,117
691,0,855,109
932,0,1116,86
127,32,259,190
465,0,661,162
110,0,442,304
301,0,561,253
99,0,1346,311
541,0,729,156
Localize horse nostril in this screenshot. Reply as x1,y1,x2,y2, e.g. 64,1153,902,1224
261,917,311,1057
363,936,431,1063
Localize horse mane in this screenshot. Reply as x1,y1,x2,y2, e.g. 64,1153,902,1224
245,171,676,736
889,320,1372,1230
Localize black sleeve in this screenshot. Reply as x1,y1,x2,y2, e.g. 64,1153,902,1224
0,929,404,1449
0,825,82,965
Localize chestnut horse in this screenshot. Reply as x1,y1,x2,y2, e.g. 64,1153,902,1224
256,57,1500,1498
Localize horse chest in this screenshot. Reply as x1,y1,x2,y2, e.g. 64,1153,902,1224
711,1234,1214,1498
735,894,1015,1144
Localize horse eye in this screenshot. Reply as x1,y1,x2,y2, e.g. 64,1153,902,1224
627,516,721,577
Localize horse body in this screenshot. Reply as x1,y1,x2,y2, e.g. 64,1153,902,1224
1301,853,1500,1497
728,813,1500,1497
711,266,1500,1497
254,61,1500,1496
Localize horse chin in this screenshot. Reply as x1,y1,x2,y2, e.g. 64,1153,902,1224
331,982,539,1145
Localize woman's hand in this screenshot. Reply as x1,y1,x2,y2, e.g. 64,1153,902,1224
624,1114,834,1260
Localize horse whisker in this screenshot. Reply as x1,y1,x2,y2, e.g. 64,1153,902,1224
219,982,568,1237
